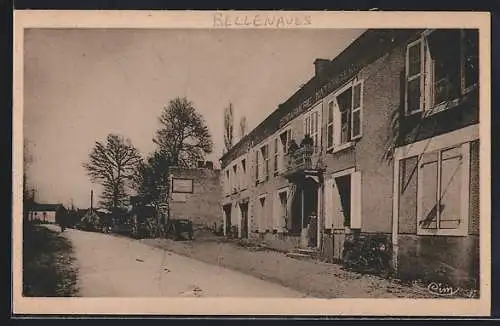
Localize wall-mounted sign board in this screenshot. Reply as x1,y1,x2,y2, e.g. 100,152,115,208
171,178,194,194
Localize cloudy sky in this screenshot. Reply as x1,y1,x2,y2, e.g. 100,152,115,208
24,28,365,208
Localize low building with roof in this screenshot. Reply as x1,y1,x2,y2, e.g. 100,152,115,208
27,203,67,224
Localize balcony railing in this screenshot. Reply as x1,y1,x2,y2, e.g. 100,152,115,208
284,145,324,176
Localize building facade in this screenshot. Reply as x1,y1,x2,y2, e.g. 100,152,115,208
169,162,222,231
219,29,480,287
27,203,67,224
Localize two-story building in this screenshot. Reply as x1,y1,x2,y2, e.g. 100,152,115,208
219,28,480,288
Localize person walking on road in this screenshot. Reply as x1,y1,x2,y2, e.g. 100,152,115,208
56,210,67,233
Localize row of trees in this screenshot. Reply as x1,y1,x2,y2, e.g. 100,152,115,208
83,97,213,213
83,97,250,214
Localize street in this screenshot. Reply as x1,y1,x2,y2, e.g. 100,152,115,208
51,226,306,297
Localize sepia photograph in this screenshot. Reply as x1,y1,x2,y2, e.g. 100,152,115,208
12,10,491,316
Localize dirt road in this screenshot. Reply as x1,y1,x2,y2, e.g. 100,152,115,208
56,226,306,297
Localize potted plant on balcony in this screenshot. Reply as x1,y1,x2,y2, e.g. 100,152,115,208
288,139,299,153
300,135,314,168
300,134,314,148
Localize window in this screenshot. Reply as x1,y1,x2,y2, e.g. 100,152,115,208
241,159,247,189
260,144,269,181
327,80,364,151
256,145,269,183
279,129,292,153
276,188,289,230
406,40,422,114
232,164,238,193
303,104,322,147
417,143,470,236
327,100,334,149
405,29,479,115
351,82,363,139
463,29,479,91
276,129,293,172
225,169,230,195
273,138,279,174
255,150,259,182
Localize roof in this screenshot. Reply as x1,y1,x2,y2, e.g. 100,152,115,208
219,29,422,167
30,203,65,212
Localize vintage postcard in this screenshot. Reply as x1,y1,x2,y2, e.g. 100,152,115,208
12,10,491,316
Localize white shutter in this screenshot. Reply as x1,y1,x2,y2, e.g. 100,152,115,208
351,81,363,140
331,180,344,229
324,179,334,230
350,171,362,229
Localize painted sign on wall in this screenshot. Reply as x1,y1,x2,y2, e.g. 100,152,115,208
171,178,194,194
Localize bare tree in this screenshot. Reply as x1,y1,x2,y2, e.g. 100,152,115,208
83,134,142,211
153,97,213,167
239,115,247,140
224,102,234,152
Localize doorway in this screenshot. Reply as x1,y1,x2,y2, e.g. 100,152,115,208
278,191,288,231
258,196,266,232
335,174,351,228
223,204,232,236
239,202,249,238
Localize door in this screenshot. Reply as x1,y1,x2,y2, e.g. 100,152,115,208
329,171,362,259
258,196,266,232
240,202,249,238
303,177,319,248
279,191,288,231
335,175,351,229
223,204,232,236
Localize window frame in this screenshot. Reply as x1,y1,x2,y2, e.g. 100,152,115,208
393,125,478,239
326,100,335,151
255,149,260,183
416,142,470,236
273,138,279,175
225,169,230,195
278,128,293,172
405,29,479,117
240,158,247,190
405,38,424,115
232,164,238,193
461,29,479,94
326,79,363,153
351,80,364,140
259,143,269,182
303,102,322,148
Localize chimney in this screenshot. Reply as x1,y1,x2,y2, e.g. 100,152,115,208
205,161,214,170
314,58,330,79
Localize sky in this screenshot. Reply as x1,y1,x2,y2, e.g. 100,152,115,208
23,28,365,209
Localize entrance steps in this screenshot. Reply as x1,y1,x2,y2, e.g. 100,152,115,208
286,247,319,261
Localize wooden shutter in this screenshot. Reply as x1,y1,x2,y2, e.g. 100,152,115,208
406,39,423,114
350,171,362,229
351,81,363,139
324,179,334,230
331,179,344,229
